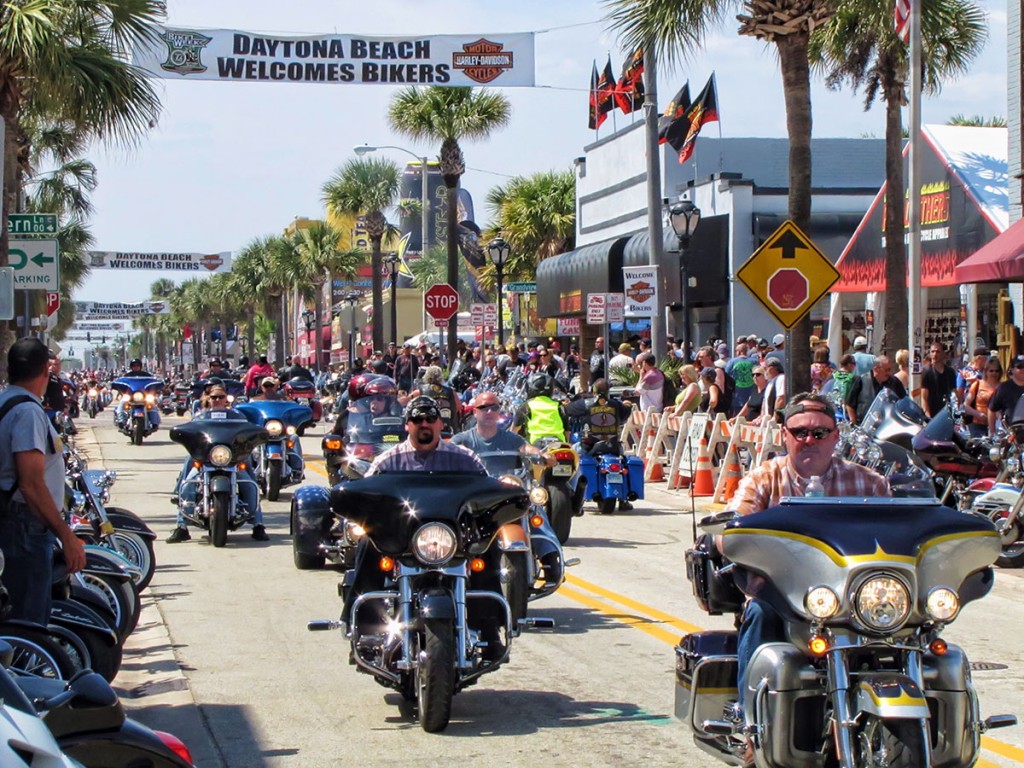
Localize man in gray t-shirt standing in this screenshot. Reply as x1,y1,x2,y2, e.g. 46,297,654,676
0,338,85,625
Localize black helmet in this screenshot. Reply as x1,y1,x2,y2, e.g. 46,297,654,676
129,358,143,368
527,372,553,399
404,395,440,423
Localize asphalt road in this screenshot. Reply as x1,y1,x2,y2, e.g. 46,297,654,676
76,412,1024,768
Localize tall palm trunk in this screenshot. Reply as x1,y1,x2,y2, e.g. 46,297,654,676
882,74,908,355
313,280,325,373
445,179,459,367
778,33,813,394
370,235,384,353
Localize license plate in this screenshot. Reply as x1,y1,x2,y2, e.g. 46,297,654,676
553,464,572,477
607,473,623,484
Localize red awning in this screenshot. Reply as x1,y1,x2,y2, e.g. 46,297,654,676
954,217,1024,283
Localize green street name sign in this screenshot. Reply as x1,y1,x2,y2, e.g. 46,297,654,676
7,213,57,236
504,282,537,293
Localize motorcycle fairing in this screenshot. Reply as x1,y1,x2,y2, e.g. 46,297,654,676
170,420,268,461
235,400,312,429
109,377,163,395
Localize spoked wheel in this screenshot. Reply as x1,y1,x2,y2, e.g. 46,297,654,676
0,625,77,680
49,625,121,682
78,573,138,640
106,532,156,590
548,485,573,545
992,513,1024,568
857,715,927,767
210,492,230,548
417,619,456,733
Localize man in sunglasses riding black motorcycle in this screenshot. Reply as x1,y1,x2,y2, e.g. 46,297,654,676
725,393,889,762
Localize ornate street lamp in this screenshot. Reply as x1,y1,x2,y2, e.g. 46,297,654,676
386,253,400,347
354,144,430,257
668,200,701,361
487,237,510,347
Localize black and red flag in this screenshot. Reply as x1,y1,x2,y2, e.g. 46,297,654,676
668,74,719,163
588,57,617,130
614,48,645,114
588,61,606,129
657,82,690,145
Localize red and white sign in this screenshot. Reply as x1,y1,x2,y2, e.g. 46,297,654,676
483,303,497,325
622,266,659,317
606,292,625,323
586,293,606,325
425,283,459,321
433,318,449,328
45,291,60,316
557,317,581,336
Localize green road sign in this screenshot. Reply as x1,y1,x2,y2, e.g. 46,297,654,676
9,238,59,290
504,282,537,293
7,213,57,236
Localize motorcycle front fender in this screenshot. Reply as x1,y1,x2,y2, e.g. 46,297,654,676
854,674,930,720
103,509,156,539
497,521,528,551
208,473,233,496
417,590,456,622
265,441,284,459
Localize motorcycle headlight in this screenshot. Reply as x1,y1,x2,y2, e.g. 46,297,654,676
529,486,549,506
805,586,841,619
925,587,960,622
145,394,156,405
209,444,233,467
88,388,98,397
345,521,366,541
286,424,297,436
412,522,457,566
265,420,284,437
855,575,911,631
132,392,144,402
990,446,1003,463
121,394,131,403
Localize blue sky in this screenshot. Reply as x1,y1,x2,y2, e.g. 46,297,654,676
78,0,1009,302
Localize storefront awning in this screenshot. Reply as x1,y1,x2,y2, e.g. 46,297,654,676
536,236,630,317
954,217,1024,283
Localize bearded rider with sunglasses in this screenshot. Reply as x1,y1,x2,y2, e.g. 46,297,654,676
725,393,890,701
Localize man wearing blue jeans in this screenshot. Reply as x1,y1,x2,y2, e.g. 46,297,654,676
167,386,267,542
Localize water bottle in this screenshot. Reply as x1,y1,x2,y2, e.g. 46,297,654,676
805,475,825,498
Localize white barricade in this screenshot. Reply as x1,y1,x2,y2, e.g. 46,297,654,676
668,412,709,490
644,411,683,481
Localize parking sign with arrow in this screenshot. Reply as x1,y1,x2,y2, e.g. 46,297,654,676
9,238,59,289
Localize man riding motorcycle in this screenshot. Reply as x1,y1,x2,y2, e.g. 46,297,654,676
512,373,569,444
563,377,634,511
166,385,269,543
409,366,461,436
114,358,161,433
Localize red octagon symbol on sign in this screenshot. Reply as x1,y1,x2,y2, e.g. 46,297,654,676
767,268,808,311
425,283,460,320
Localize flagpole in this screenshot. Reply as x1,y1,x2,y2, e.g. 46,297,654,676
713,72,724,177
908,0,923,392
643,45,665,357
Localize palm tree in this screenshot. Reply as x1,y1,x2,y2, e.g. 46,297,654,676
229,234,295,366
605,0,837,392
294,221,362,371
409,243,474,305
485,170,576,280
810,0,987,354
948,114,1005,128
322,157,403,351
388,86,511,361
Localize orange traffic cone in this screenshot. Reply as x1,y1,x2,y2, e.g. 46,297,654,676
720,445,742,501
691,438,716,497
649,461,665,482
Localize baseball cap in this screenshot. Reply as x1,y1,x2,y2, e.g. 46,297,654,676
716,342,729,355
470,391,500,409
772,333,785,346
853,336,868,348
261,377,277,388
766,358,784,371
618,343,633,354
700,367,717,379
757,337,769,348
1011,356,1024,369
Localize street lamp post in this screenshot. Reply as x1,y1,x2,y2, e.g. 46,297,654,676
354,144,430,257
487,237,510,348
668,200,701,361
385,253,400,346
301,309,316,370
342,291,361,369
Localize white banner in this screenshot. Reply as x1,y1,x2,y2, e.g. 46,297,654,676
87,251,231,272
134,27,535,87
75,301,171,319
622,266,659,317
557,317,580,336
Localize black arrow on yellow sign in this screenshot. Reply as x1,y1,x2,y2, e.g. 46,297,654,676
770,229,807,259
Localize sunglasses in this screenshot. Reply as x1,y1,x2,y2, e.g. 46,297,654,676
210,394,227,401
753,372,765,377
262,384,276,389
409,414,439,425
786,426,835,441
475,404,500,413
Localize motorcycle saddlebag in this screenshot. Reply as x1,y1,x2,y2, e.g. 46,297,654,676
685,534,745,616
674,631,738,729
626,455,645,499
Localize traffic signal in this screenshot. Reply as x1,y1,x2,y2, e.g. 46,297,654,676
86,332,91,342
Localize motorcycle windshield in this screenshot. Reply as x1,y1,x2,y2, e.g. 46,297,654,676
331,472,529,555
721,499,999,621
169,419,269,460
344,412,405,449
476,450,528,478
235,400,312,427
110,377,163,394
860,389,926,435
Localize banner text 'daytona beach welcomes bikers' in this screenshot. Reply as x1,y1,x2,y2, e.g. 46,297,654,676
133,27,535,87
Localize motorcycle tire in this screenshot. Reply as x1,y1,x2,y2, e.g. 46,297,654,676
501,551,529,626
996,543,1024,569
598,497,617,515
857,715,926,767
0,624,78,680
417,619,456,733
267,460,283,502
291,507,324,570
107,532,156,591
210,492,230,548
548,486,573,545
78,574,139,641
89,404,97,419
49,624,121,683
175,408,186,417
131,420,144,446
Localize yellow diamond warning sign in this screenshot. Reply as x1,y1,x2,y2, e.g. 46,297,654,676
736,220,839,330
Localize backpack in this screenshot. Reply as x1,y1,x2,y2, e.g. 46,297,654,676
721,371,736,410
0,394,45,508
661,370,679,409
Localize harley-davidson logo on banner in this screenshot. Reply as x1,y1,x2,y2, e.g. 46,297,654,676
75,301,172,319
87,251,231,272
622,265,659,317
133,27,535,87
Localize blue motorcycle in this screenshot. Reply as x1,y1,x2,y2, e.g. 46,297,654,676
110,377,163,445
235,400,312,501
189,378,247,414
577,447,645,515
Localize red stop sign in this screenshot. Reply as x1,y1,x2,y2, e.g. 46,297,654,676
767,269,808,311
424,283,459,320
